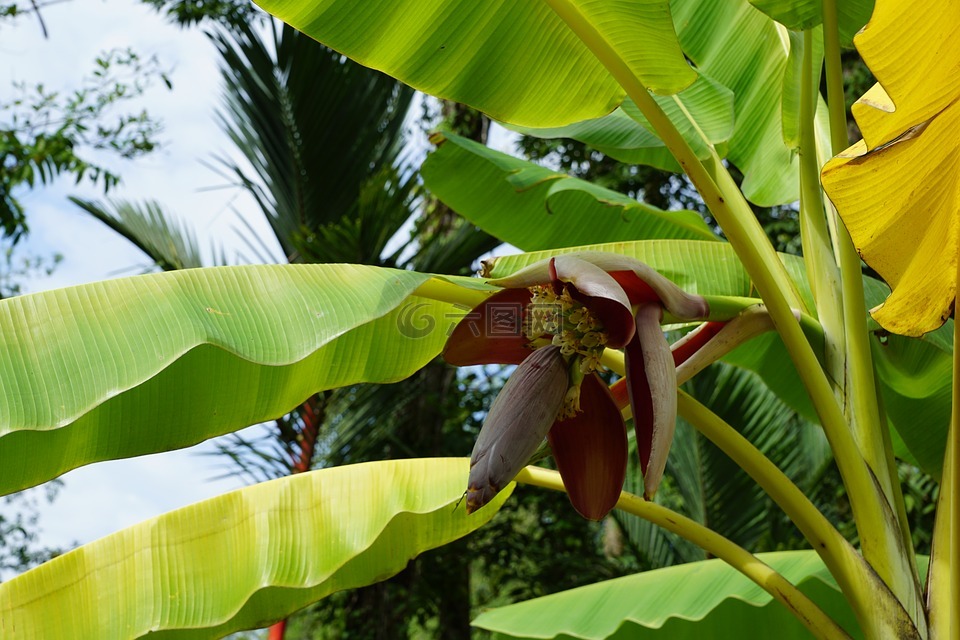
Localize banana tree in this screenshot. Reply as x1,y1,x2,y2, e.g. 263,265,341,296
0,0,956,638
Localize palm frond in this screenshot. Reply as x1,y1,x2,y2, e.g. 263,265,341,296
689,363,831,550
406,217,500,276
212,20,415,262
203,428,290,485
616,421,707,569
70,197,209,270
294,164,420,265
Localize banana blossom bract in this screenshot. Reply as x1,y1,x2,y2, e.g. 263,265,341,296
444,253,709,519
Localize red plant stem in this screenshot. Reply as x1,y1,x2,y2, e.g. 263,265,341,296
293,394,320,474
267,395,323,639
609,375,629,409
669,321,725,366
267,619,288,640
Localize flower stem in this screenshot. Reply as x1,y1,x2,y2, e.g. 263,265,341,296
515,466,852,640
689,295,758,321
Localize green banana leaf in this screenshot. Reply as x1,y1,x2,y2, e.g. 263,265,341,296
0,458,510,639
510,72,735,171
873,334,951,475
670,0,805,205
482,240,751,298
748,0,874,45
250,0,828,207
251,0,695,128
780,28,824,151
511,108,682,174
421,133,717,251
0,264,494,495
408,0,824,207
473,550,859,639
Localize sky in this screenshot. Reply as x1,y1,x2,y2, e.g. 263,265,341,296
0,0,517,562
0,0,278,553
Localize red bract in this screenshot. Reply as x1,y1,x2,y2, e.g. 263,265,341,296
445,253,709,520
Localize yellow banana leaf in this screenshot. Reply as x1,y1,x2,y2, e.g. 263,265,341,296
821,0,960,336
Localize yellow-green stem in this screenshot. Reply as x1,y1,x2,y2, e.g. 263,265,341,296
413,277,491,309
601,348,625,376
539,0,896,598
541,0,803,315
925,259,960,639
515,466,852,640
821,1,923,619
678,391,919,639
820,0,890,486
821,0,905,509
798,29,845,393
688,295,758,321
820,1,848,156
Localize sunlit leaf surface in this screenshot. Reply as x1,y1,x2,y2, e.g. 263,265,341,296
421,132,717,250
748,0,873,45
253,0,695,127
474,551,871,639
0,459,509,639
0,265,492,494
511,72,735,171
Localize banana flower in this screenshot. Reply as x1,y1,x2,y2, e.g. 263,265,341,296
444,253,709,519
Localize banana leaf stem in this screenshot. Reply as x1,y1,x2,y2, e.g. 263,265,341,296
796,30,891,561
819,7,923,618
925,255,960,638
798,28,844,386
820,1,848,156
541,0,804,314
515,466,852,640
413,277,492,309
